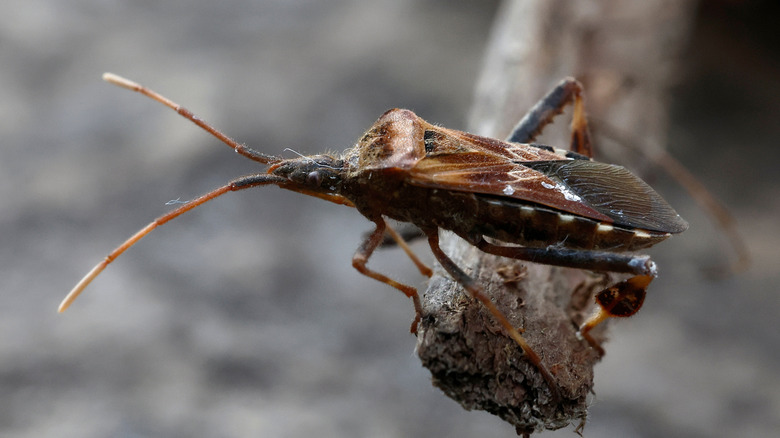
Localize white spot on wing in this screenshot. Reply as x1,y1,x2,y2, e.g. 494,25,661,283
502,185,515,196
541,181,582,202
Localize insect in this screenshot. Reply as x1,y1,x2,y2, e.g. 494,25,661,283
60,73,687,396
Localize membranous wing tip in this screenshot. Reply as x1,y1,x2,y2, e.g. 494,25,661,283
523,160,689,234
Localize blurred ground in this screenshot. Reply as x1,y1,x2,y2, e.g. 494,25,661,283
1,1,778,437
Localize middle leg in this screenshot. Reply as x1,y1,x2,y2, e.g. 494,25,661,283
426,230,560,398
383,222,433,278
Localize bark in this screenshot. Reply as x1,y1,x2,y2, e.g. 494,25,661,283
415,0,698,434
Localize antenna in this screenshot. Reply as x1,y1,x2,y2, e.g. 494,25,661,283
103,73,282,165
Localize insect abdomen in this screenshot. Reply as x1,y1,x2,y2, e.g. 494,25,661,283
478,196,669,251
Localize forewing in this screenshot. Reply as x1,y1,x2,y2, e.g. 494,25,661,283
407,124,686,233
407,153,612,221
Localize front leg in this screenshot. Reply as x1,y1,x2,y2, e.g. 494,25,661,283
352,218,424,333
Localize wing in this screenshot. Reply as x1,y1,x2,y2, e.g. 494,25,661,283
358,112,687,233
407,153,614,223
408,155,687,233
523,160,688,233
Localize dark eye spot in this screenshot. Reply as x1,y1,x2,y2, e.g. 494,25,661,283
307,171,322,187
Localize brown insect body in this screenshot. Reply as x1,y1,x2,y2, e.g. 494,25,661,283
62,74,687,400
301,108,683,255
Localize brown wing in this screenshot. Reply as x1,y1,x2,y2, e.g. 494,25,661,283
436,127,565,162
409,154,688,233
407,153,614,222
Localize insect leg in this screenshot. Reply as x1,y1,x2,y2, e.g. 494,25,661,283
468,236,656,276
426,230,560,397
383,223,433,277
59,173,288,312
506,77,593,157
376,223,426,248
578,275,651,356
352,218,424,333
468,236,655,354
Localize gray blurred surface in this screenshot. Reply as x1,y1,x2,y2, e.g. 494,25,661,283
1,1,778,437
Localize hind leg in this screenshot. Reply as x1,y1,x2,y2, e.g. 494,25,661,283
578,275,651,355
468,235,655,356
507,77,593,157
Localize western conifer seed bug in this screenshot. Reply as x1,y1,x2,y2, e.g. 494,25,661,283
60,73,688,397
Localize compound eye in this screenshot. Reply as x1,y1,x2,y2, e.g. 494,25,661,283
306,171,322,187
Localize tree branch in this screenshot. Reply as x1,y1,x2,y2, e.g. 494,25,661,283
415,0,697,434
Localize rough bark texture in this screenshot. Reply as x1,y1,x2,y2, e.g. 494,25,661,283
417,242,612,434
416,0,698,434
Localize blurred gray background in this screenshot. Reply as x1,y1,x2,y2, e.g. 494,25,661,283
1,1,778,437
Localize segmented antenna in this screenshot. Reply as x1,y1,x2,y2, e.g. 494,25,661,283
59,74,294,312
102,73,282,165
